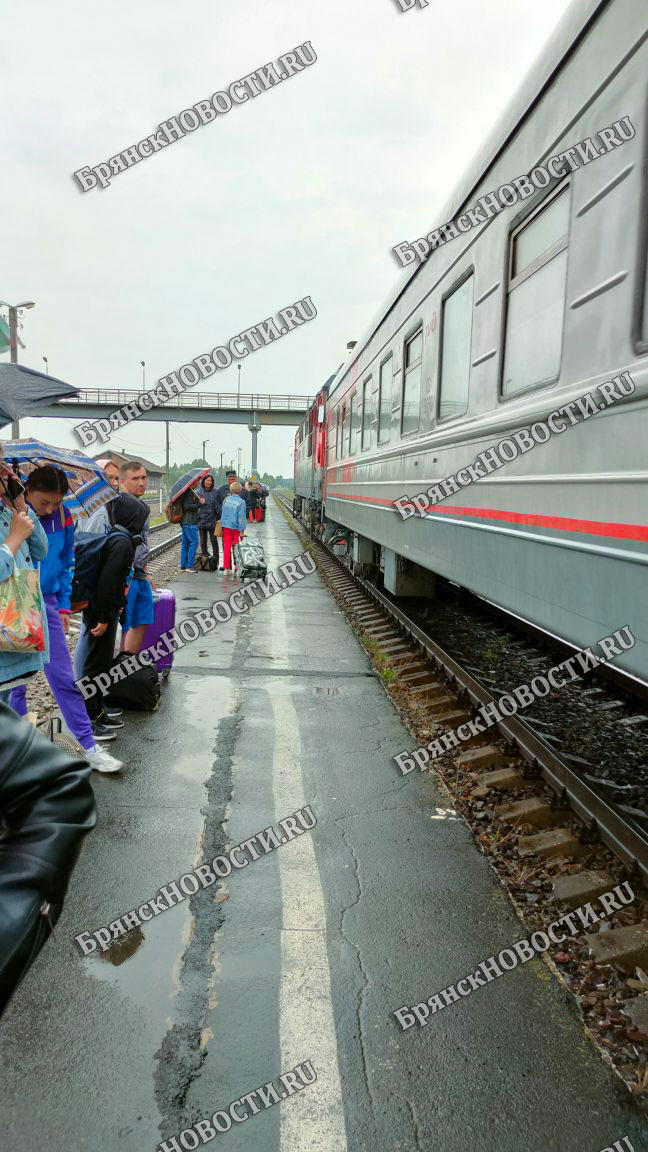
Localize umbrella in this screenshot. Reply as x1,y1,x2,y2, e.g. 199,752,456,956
0,364,78,428
170,468,211,502
1,437,117,524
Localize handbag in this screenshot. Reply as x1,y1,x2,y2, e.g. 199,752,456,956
215,519,223,538
0,561,46,652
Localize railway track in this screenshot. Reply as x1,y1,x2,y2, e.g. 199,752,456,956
275,492,648,882
275,490,648,1098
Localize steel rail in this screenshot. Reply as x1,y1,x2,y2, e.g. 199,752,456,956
276,494,648,884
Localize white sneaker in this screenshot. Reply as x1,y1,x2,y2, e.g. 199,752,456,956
86,745,123,774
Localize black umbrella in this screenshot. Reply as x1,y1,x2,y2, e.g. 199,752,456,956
0,364,78,429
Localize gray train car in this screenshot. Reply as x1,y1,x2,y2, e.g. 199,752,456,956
319,0,648,684
294,380,331,525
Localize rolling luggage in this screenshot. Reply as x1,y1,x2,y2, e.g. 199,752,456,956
140,588,176,676
234,540,267,581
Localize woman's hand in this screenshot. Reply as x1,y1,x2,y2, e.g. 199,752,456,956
60,613,70,634
90,621,108,637
5,509,34,553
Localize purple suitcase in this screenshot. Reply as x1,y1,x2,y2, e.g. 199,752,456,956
141,588,176,676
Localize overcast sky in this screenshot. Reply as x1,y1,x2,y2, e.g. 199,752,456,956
1,0,573,479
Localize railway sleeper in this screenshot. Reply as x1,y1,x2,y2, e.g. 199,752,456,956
518,827,587,860
494,796,571,830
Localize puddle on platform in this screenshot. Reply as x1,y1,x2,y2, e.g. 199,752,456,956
171,677,234,781
87,899,191,1014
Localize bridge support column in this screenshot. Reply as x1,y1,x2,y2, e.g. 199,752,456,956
248,414,262,474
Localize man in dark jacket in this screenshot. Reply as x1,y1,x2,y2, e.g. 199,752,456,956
215,469,249,520
81,494,149,733
0,703,96,1017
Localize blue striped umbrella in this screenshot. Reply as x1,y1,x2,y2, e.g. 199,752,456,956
1,437,116,523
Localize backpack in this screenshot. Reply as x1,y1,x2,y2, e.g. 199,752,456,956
71,524,132,611
165,500,183,524
105,655,161,711
70,532,111,611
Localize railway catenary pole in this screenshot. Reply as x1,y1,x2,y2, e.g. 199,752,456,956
0,299,36,437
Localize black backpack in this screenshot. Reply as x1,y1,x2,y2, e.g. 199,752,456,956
105,654,161,711
71,523,134,611
71,532,111,611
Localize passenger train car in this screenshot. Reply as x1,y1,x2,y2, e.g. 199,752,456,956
294,0,648,685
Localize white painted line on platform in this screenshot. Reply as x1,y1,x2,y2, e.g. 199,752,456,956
268,544,348,1152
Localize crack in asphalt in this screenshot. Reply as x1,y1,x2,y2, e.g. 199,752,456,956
152,619,251,1143
339,824,377,1132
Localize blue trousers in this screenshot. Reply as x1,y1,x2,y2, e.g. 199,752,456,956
181,524,199,569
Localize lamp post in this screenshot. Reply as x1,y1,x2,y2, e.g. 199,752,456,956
237,363,241,403
202,438,210,464
237,446,242,477
141,360,146,389
42,356,49,374
0,300,36,437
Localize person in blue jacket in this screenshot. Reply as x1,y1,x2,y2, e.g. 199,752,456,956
8,466,122,774
220,481,247,572
0,455,49,703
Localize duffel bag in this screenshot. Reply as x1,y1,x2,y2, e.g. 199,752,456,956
105,654,161,711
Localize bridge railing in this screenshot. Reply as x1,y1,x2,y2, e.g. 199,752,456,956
58,390,313,412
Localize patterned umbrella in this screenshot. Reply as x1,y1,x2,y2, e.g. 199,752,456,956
169,468,210,502
0,437,117,523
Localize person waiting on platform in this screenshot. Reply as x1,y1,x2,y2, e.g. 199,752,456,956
119,461,153,655
220,482,246,572
180,479,203,572
245,479,259,523
216,469,249,522
96,458,120,492
81,494,148,741
197,473,220,568
0,454,48,706
8,467,122,775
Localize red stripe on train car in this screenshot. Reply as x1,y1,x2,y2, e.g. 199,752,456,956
327,491,648,543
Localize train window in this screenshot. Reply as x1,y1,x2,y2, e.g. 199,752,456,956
335,407,341,460
378,357,392,444
361,377,372,448
307,430,313,458
349,394,357,455
502,186,569,396
439,275,473,421
341,403,348,458
402,329,422,436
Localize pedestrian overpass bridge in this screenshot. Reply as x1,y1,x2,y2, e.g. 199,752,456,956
37,389,313,427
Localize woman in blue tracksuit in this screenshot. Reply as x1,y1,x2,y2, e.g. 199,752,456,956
0,456,49,703
8,467,122,774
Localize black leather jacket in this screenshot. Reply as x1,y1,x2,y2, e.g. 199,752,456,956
0,704,96,1016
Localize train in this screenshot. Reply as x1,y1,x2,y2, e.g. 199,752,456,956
294,0,648,686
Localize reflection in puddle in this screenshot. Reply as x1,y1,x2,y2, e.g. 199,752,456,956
95,927,144,966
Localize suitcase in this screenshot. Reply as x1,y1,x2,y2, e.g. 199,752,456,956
140,588,176,676
234,540,267,581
